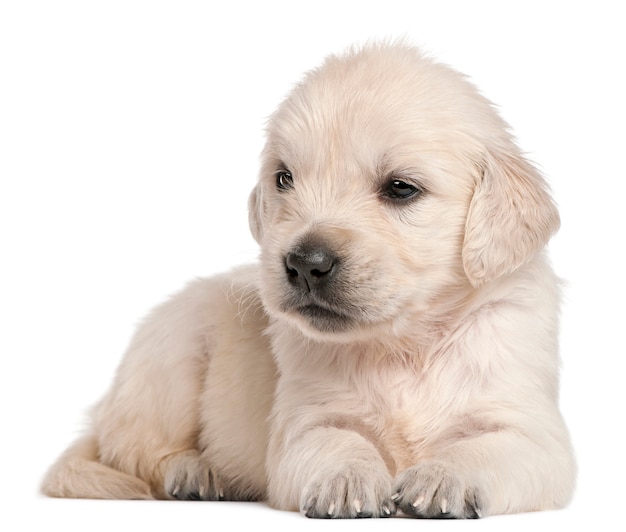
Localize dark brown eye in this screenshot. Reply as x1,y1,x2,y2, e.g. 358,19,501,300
384,179,420,201
276,170,294,191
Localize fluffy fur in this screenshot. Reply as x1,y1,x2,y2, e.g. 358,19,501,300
42,42,576,518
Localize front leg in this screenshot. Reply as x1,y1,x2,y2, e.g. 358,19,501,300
393,416,575,518
269,424,395,518
301,428,396,518
266,380,396,518
393,461,481,518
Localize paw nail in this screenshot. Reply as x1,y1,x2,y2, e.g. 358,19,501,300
328,502,335,516
391,492,400,501
383,505,391,515
440,497,448,514
412,495,424,508
353,499,362,514
171,485,180,497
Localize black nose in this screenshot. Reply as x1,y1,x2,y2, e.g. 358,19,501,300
285,245,338,292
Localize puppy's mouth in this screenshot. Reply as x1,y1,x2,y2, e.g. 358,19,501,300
278,295,358,334
296,303,354,331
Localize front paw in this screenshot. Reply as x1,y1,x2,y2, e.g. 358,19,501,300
302,461,396,519
392,462,482,519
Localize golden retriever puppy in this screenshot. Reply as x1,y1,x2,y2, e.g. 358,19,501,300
42,42,576,519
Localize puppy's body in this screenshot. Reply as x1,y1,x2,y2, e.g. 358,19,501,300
43,43,575,518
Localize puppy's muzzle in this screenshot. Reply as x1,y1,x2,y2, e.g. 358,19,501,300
285,244,338,293
281,235,357,333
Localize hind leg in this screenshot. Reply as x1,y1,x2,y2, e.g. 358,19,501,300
92,277,234,498
162,450,225,500
45,269,272,501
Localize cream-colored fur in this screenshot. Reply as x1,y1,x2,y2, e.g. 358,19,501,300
42,42,576,519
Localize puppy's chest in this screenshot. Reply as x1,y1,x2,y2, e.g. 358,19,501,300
351,364,460,472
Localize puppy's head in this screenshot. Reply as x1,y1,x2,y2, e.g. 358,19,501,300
249,43,559,341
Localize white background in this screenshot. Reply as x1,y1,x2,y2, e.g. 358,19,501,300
1,1,624,530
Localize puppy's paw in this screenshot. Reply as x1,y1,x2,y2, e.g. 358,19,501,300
392,462,482,519
164,450,223,501
302,461,396,519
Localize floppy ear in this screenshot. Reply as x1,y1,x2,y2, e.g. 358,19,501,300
248,183,265,243
462,149,560,287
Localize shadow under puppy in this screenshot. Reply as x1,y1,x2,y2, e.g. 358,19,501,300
42,42,576,519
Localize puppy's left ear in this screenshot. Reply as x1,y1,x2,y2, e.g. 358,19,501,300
462,148,560,287
248,183,265,243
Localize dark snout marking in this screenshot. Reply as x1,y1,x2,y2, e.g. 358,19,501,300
285,243,339,292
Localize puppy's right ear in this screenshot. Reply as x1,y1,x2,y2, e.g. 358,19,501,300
248,183,264,243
